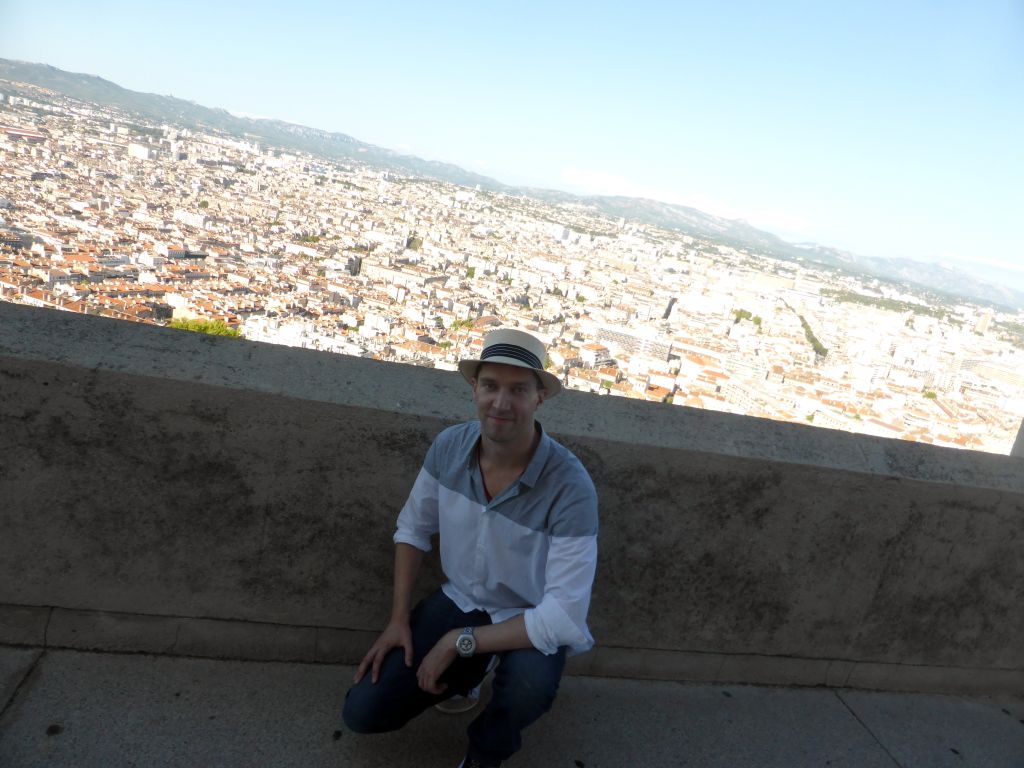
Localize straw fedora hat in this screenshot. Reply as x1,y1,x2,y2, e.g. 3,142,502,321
458,328,562,396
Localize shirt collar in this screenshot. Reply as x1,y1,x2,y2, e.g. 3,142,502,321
462,420,551,489
519,422,550,489
463,424,479,472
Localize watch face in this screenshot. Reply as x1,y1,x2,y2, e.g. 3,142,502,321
456,632,476,657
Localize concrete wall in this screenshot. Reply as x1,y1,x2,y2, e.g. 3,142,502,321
1,301,1022,695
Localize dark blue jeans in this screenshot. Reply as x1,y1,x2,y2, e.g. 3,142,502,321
343,588,567,764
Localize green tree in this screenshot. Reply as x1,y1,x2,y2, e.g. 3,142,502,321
822,288,947,321
198,200,209,209
798,315,828,357
168,318,240,337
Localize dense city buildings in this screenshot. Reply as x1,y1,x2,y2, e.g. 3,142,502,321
3,80,1023,453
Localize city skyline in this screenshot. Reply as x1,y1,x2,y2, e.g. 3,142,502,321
1,78,1022,455
2,1,1022,291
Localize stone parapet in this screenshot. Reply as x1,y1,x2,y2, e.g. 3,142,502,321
2,302,1021,694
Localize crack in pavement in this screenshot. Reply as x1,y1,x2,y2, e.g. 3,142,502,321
834,689,905,768
0,649,46,726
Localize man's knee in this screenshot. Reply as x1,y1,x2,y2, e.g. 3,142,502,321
492,648,565,718
512,668,559,713
342,684,400,734
504,680,558,720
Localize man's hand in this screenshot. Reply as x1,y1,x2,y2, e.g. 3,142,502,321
353,619,413,684
416,630,458,695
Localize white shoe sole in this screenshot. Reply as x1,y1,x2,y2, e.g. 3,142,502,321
435,687,481,714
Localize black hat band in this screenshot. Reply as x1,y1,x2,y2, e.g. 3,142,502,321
481,343,542,370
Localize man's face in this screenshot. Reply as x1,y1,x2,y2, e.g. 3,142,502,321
472,362,546,445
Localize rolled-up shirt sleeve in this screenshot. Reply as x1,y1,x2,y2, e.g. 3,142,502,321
393,442,441,551
524,534,598,654
524,480,599,655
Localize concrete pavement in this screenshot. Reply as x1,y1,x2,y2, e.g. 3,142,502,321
1,645,1021,767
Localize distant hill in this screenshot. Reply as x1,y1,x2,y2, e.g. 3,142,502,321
3,58,1022,310
0,59,504,189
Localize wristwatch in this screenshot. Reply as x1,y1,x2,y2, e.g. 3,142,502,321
455,626,477,658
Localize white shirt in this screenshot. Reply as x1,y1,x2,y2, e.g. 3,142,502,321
394,421,599,655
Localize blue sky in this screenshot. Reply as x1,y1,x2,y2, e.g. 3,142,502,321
2,1,1023,289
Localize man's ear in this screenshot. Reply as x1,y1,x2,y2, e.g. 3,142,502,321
536,388,547,407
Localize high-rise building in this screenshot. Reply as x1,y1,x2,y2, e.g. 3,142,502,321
597,326,671,361
974,309,994,334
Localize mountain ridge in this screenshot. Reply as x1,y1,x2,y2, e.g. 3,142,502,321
2,57,1021,310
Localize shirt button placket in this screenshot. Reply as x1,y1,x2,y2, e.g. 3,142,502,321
473,506,488,601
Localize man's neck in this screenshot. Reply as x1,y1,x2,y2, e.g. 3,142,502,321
479,423,540,471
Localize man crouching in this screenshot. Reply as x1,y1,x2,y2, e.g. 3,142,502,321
343,328,599,768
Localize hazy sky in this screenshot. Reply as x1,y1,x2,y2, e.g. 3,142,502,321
3,1,1023,289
